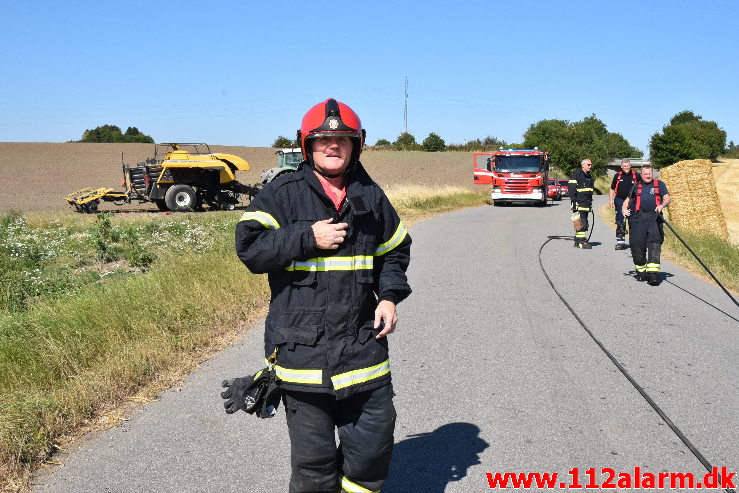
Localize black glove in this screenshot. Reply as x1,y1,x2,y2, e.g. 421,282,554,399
220,376,252,414
221,367,282,418
571,201,577,213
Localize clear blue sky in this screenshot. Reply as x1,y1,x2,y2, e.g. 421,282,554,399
2,0,737,156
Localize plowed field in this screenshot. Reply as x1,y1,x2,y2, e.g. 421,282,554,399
0,143,475,213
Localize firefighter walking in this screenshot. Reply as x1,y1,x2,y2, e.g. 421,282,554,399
569,159,595,249
236,99,411,493
609,159,641,250
622,164,671,286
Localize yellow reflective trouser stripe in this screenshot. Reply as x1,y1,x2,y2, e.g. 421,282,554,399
272,363,323,385
576,232,587,238
331,359,391,391
577,187,593,192
635,264,646,272
239,211,280,230
285,255,373,271
341,476,378,493
374,222,408,256
646,263,660,272
578,206,591,211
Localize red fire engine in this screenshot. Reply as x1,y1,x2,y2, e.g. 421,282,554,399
473,147,550,206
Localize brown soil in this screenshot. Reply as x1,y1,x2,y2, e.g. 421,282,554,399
0,143,477,213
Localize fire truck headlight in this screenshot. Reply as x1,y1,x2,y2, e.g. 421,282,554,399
532,187,542,193
493,187,501,193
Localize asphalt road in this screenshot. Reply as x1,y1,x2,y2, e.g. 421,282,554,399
34,196,739,492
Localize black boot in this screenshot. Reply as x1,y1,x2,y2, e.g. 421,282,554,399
647,273,660,286
635,272,646,282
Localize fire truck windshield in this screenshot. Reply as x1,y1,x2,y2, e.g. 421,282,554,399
494,155,542,173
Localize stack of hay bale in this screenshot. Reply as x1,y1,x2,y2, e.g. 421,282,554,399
658,159,729,240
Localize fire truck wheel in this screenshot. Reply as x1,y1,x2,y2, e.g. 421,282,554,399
165,184,196,212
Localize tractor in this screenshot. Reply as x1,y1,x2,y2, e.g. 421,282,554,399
259,148,303,184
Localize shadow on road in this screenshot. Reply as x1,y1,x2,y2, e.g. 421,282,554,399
664,277,739,324
384,422,489,493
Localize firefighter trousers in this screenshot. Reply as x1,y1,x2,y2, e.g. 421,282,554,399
574,211,589,245
628,211,663,275
283,384,396,493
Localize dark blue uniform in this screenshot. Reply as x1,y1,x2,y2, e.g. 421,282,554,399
627,179,669,285
610,170,641,249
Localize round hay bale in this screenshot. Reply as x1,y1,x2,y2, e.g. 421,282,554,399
658,159,729,240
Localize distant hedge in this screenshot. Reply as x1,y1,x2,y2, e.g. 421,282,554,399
77,125,154,143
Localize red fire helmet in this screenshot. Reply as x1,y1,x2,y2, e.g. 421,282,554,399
297,98,366,162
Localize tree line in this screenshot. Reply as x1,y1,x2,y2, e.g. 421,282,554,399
75,124,154,143
273,110,730,177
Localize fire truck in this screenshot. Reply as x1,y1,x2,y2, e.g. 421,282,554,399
473,147,550,206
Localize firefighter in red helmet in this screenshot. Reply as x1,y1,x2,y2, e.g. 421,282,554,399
236,98,411,492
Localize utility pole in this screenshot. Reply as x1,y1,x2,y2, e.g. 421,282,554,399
403,76,408,134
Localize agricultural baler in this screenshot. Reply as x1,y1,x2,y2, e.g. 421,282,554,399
66,143,261,213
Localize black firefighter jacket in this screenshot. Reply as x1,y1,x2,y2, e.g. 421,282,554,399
568,169,594,211
235,163,412,400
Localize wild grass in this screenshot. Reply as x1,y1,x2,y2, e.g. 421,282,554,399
385,185,486,223
661,221,739,294
0,186,482,491
593,174,611,195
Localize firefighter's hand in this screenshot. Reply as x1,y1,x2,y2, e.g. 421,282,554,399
312,219,349,250
623,207,631,217
609,199,615,208
655,204,664,213
374,300,397,339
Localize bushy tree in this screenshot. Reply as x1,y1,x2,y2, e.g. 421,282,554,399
374,138,392,147
272,136,297,148
79,124,153,143
523,115,642,177
422,132,446,152
724,140,739,159
393,132,420,151
649,110,727,167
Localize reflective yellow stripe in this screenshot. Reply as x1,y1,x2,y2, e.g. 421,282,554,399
578,206,591,211
374,222,408,256
645,263,660,272
568,180,577,183
571,213,581,221
273,363,323,385
239,211,280,230
331,359,391,391
285,255,373,272
577,187,593,192
576,232,587,238
635,264,646,272
341,476,378,493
